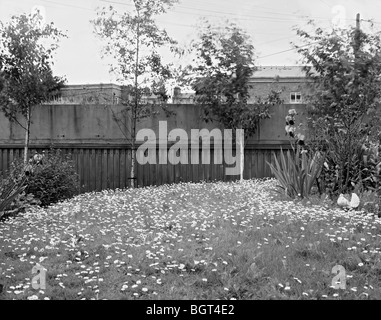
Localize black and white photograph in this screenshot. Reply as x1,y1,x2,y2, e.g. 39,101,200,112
0,0,381,308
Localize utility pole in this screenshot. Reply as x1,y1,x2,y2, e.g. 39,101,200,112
353,13,361,89
356,13,360,28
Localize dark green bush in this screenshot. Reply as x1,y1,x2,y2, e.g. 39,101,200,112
24,149,80,207
316,138,381,199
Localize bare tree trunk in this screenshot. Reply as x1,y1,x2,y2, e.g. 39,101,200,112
238,125,244,182
130,147,136,188
23,106,31,164
130,9,140,189
130,104,137,188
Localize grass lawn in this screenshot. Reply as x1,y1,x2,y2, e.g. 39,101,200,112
1,178,381,300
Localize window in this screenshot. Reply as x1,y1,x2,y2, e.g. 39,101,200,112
290,92,302,104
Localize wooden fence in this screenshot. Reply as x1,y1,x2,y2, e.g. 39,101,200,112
0,144,291,194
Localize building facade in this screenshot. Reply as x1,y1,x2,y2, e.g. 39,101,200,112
248,66,310,104
50,66,309,105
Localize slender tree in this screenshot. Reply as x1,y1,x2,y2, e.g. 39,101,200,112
92,0,179,188
189,19,283,181
0,12,66,163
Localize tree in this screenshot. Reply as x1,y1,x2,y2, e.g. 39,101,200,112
0,12,66,163
294,22,381,195
189,19,282,181
92,0,179,188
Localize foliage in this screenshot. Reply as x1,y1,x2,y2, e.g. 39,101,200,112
92,1,179,102
268,147,324,199
357,190,381,217
11,192,41,213
0,12,66,162
0,172,27,220
92,0,179,187
189,18,283,139
360,140,381,192
294,22,381,196
19,149,79,207
0,162,40,221
268,109,325,199
316,138,381,198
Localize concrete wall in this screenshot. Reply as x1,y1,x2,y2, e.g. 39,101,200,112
0,103,308,147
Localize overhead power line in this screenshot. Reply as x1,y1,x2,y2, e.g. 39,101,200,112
99,0,369,23
257,40,321,59
36,0,381,27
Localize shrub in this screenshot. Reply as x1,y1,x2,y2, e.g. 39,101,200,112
357,190,381,217
295,23,381,197
316,137,381,199
358,139,381,193
23,148,79,207
0,162,39,221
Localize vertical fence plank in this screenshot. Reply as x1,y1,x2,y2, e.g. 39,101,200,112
252,149,258,179
13,149,18,163
89,149,96,192
79,149,85,193
167,148,174,185
119,149,126,189
188,148,194,183
257,150,263,178
114,149,120,190
160,148,168,185
167,163,173,185
149,163,156,187
155,146,162,186
73,149,79,192
145,163,150,187
265,149,270,178
95,149,102,191
84,149,90,192
199,148,206,182
203,148,210,182
102,149,108,190
249,149,254,180
175,158,181,184
2,149,8,175
9,149,14,168
107,149,114,190
136,148,144,187
189,147,196,183
268,150,275,178
179,149,188,184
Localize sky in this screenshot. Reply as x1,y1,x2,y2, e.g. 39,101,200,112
1,0,381,85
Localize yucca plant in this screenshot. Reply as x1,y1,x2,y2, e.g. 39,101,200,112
267,147,325,199
0,162,36,220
